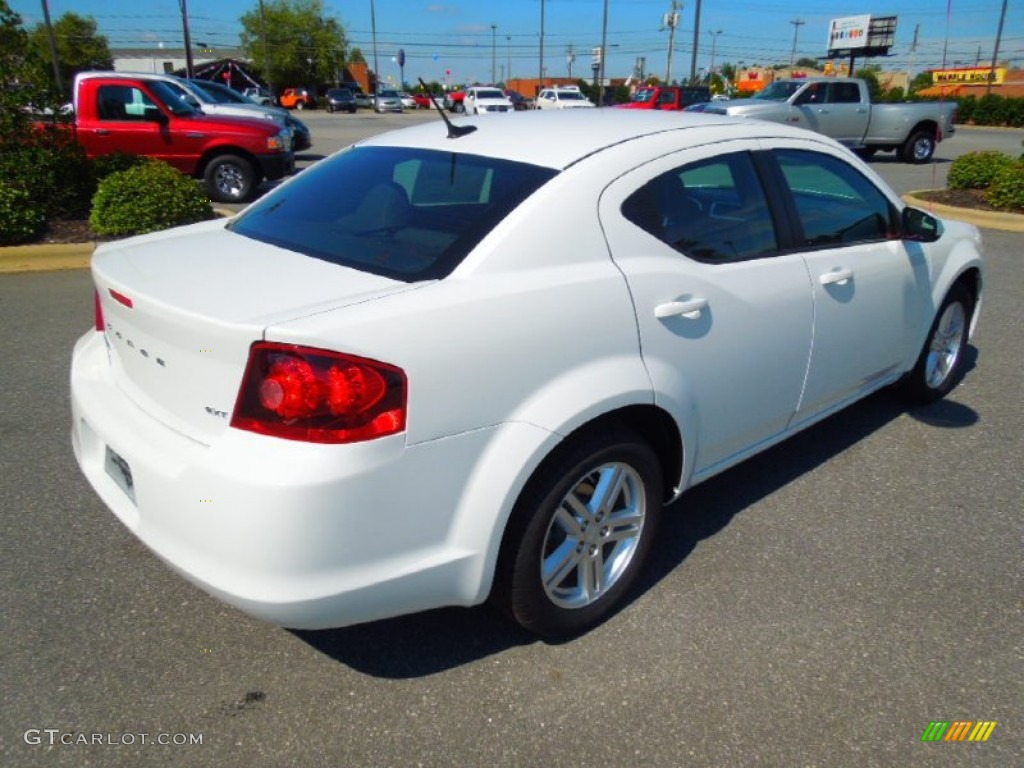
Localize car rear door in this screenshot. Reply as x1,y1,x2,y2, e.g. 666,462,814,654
600,141,814,480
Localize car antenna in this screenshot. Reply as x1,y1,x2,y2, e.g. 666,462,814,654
418,78,476,139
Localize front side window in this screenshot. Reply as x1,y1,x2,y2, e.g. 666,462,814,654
621,151,778,263
773,149,897,247
228,146,557,281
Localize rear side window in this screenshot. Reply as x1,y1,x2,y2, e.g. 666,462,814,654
773,149,896,247
622,151,779,263
228,146,557,281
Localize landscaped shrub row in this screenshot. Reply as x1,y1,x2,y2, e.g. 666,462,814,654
0,138,214,245
947,150,1024,212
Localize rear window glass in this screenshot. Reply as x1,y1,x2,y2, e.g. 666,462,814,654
228,146,557,281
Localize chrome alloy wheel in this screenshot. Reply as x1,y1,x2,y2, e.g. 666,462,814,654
214,163,246,199
925,299,966,389
540,462,647,610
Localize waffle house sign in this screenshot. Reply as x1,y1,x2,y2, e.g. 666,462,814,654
934,67,1006,85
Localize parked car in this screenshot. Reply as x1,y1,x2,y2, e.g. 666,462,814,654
704,78,958,163
72,110,983,639
354,91,373,109
325,87,357,114
443,90,467,113
187,78,312,152
413,91,443,109
504,89,533,111
279,87,315,110
400,92,418,110
617,85,711,111
61,72,294,202
535,87,595,109
243,86,274,106
463,86,514,115
374,88,404,113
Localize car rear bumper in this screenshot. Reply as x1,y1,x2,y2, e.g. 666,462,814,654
69,330,521,629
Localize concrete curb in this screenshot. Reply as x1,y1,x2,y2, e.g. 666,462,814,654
0,208,236,274
0,242,95,273
902,193,1024,233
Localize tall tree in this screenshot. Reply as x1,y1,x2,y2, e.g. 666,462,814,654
27,12,112,96
239,0,348,91
0,1,51,140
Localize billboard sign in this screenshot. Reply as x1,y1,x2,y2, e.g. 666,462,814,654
828,15,871,52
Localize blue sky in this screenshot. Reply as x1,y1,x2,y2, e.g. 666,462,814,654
11,0,1023,86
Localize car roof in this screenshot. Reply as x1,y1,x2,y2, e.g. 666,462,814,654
357,109,820,170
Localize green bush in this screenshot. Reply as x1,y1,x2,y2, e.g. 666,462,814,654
91,151,149,183
946,150,1016,189
90,160,216,237
0,132,94,218
0,182,46,245
984,160,1024,212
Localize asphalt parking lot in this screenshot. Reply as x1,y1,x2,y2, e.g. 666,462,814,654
1,112,1022,767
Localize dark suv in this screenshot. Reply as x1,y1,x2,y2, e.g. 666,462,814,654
325,87,357,114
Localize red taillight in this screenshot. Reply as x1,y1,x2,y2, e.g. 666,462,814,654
94,289,104,331
231,343,407,444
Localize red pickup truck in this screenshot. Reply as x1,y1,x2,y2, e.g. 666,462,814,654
616,85,711,111
69,72,295,203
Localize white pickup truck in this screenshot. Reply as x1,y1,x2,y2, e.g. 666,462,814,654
705,78,958,163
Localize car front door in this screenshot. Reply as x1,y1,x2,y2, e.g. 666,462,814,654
601,142,814,481
767,142,932,425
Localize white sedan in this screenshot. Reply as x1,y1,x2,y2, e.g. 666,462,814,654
71,110,984,638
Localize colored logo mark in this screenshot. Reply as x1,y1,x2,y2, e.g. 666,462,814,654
921,721,997,742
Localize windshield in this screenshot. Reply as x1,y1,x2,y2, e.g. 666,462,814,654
558,91,586,101
192,81,248,104
631,89,656,104
150,81,199,116
228,146,558,281
474,89,505,100
753,81,805,101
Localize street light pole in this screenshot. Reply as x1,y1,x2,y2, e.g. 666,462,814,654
491,24,497,84
789,19,805,66
709,29,722,77
507,35,512,83
987,0,1008,95
599,0,609,105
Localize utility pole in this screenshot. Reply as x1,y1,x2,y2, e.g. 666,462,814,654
988,0,1008,95
539,0,545,90
179,0,195,78
789,19,804,66
567,44,575,78
689,0,702,83
491,24,497,84
507,36,511,83
40,0,62,96
907,24,919,87
258,0,273,94
662,1,681,83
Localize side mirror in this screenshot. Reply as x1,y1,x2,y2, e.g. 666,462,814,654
901,207,943,242
144,107,169,124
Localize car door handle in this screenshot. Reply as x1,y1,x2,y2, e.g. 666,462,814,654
819,268,854,286
655,298,708,320
95,128,111,136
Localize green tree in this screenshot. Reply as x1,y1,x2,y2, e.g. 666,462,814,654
27,12,112,96
854,67,883,102
795,57,820,70
240,0,348,91
909,70,933,95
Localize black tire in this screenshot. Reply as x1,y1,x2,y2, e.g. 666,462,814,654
203,154,257,203
327,105,334,113
901,129,936,163
295,101,305,111
899,283,974,404
453,101,464,114
495,429,662,639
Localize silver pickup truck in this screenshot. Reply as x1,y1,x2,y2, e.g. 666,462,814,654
705,78,957,163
